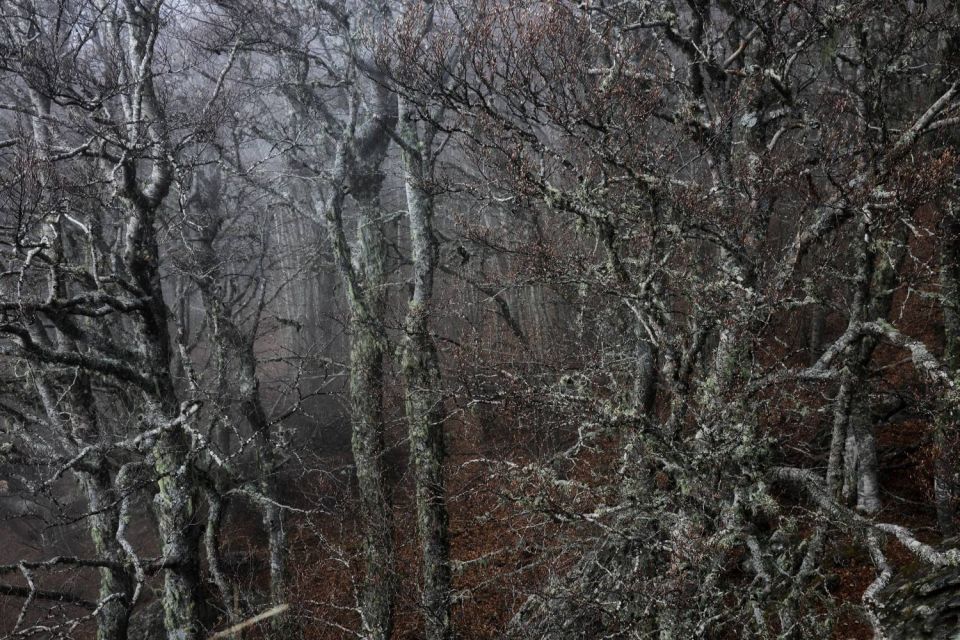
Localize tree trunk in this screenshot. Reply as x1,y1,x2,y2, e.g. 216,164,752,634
351,193,395,640
204,488,235,624
81,460,133,640
127,205,201,640
83,465,134,640
152,418,202,640
402,311,451,640
291,41,398,635
851,394,882,514
827,377,854,498
838,226,907,515
399,101,452,640
937,208,960,535
351,319,394,640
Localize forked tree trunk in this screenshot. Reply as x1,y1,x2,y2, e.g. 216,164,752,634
283,18,399,633
112,2,203,634
36,367,134,640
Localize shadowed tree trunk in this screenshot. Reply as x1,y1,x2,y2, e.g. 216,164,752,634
348,183,395,640
849,230,908,514
186,193,290,629
83,466,135,640
937,206,960,535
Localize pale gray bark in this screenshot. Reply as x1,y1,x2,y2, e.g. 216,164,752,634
852,231,908,515
83,471,134,640
31,365,134,640
398,96,452,640
827,375,854,498
204,487,236,624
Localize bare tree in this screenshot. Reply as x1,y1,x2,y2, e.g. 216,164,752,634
396,62,452,640
1,1,959,639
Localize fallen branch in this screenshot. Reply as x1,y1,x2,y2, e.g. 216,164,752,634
208,603,290,638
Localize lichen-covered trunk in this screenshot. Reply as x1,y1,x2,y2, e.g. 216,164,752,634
26,88,136,640
936,210,960,535
152,420,201,640
827,376,854,497
351,320,394,640
263,500,287,607
399,100,452,640
82,467,134,640
850,398,881,514
305,63,397,635
127,208,201,640
351,194,394,640
204,488,235,623
402,318,451,640
830,227,905,514
849,231,907,515
34,339,135,640
142,330,201,640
